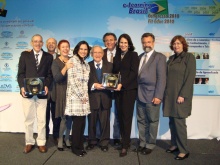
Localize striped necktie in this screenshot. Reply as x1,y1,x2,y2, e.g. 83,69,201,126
35,54,39,69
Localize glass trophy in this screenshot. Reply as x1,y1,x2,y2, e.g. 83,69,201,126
102,73,120,90
24,77,45,96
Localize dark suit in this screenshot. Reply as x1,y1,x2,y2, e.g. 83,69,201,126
102,48,121,140
46,53,61,139
137,51,166,150
88,60,113,146
17,50,53,93
113,50,139,149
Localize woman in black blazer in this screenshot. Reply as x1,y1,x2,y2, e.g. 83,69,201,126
113,33,139,157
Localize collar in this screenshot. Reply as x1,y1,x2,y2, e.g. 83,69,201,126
94,60,103,68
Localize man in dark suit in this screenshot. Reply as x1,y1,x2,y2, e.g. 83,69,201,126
102,32,121,146
17,34,53,154
136,33,166,155
87,45,113,152
45,38,61,144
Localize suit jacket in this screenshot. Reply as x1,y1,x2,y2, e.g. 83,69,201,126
17,50,53,99
113,50,139,90
48,53,59,101
137,51,166,103
88,60,113,110
163,52,196,118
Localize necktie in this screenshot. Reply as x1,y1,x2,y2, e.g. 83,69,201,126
140,54,148,69
96,63,102,83
35,54,39,69
110,52,113,63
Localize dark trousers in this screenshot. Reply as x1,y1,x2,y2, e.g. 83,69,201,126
46,97,61,139
116,89,137,149
169,117,188,154
71,116,86,154
88,108,110,146
113,96,120,139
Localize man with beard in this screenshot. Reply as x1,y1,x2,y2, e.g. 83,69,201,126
135,33,166,155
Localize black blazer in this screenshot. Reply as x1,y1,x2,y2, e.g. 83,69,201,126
88,60,113,110
17,50,53,98
113,50,139,90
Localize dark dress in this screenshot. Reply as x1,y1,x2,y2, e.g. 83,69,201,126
51,58,67,118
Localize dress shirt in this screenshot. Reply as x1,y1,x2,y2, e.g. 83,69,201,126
91,60,103,90
33,50,43,64
107,48,116,62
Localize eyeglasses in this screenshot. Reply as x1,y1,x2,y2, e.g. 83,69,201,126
32,41,43,44
172,42,182,46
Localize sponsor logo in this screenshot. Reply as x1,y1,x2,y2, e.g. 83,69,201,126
16,41,28,49
0,52,13,60
0,84,12,92
1,41,12,50
16,30,27,38
2,63,11,71
1,31,13,38
0,74,12,81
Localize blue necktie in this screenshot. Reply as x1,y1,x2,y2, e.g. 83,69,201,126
96,63,102,83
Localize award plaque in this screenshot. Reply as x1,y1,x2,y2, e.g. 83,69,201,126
24,77,45,96
102,73,120,90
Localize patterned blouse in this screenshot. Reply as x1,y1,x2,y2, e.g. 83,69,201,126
65,55,91,116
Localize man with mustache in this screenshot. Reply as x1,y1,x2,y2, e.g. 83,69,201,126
135,33,166,155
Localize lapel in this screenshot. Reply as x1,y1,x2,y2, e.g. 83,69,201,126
169,52,186,66
30,50,38,71
139,51,156,74
38,51,46,70
91,61,99,82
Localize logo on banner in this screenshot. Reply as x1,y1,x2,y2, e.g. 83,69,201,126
0,74,12,81
1,31,13,38
0,84,12,92
123,1,168,15
0,52,13,60
16,30,27,38
16,41,28,49
1,41,12,50
2,63,11,71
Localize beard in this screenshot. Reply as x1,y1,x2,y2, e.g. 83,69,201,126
144,46,152,53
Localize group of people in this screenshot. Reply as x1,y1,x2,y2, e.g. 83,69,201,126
17,32,196,160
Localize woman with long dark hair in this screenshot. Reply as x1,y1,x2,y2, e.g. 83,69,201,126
65,41,91,157
113,33,139,157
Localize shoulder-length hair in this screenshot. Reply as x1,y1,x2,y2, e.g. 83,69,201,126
117,33,135,51
170,35,188,52
73,40,90,64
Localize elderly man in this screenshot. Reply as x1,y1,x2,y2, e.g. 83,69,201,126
17,34,53,153
86,45,113,152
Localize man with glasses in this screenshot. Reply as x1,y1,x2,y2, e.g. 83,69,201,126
17,34,53,154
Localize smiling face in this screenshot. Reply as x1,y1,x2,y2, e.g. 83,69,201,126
78,44,89,58
58,42,70,57
46,38,57,53
119,37,129,52
104,35,117,51
141,36,154,53
91,46,104,63
31,35,43,53
172,39,183,54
